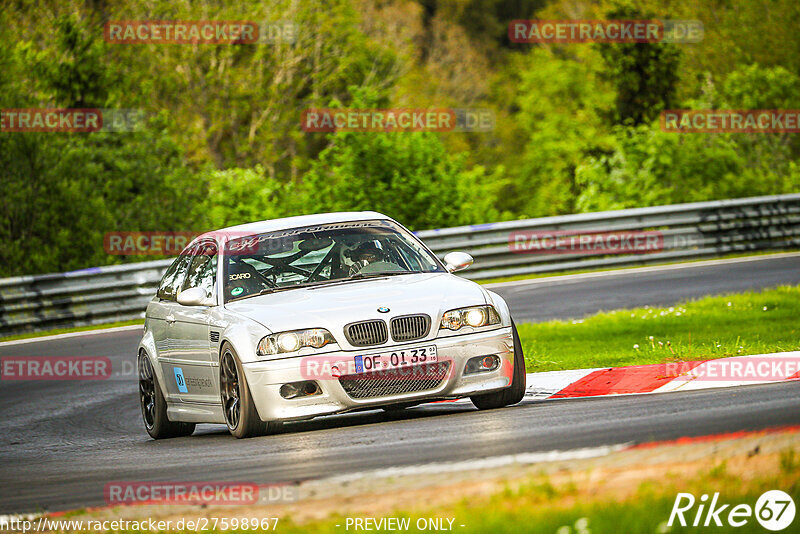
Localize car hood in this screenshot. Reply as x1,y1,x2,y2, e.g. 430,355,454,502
225,272,488,337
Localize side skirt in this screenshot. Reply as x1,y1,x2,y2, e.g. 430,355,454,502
167,401,226,424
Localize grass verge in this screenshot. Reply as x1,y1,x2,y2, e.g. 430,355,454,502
399,465,800,534
279,474,800,533
516,285,800,372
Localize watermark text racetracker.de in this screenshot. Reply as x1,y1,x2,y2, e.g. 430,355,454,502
301,108,495,132
0,515,279,533
509,230,664,255
104,481,297,506
1,357,112,381
508,19,703,43
103,230,294,255
105,232,199,255
104,20,297,44
0,356,140,382
661,110,800,133
0,109,146,132
299,354,457,382
666,355,800,383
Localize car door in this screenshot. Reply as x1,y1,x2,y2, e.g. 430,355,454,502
151,252,193,403
167,240,219,405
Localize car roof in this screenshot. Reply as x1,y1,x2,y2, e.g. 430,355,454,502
192,211,393,245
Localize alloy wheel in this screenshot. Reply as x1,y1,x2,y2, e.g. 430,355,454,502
220,351,241,429
138,354,156,429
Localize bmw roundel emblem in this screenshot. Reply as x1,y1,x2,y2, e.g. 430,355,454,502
377,307,390,313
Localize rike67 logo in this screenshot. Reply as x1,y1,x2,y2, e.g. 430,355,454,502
669,490,795,531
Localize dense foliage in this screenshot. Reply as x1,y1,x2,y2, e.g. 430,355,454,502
1,0,798,275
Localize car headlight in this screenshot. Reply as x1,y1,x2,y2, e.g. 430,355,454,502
440,305,500,331
257,328,336,356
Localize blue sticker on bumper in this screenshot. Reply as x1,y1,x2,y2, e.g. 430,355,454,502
174,367,188,393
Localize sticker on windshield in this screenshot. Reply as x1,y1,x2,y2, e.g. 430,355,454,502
231,287,244,296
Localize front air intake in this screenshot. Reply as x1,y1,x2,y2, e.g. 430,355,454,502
390,314,431,342
344,320,388,347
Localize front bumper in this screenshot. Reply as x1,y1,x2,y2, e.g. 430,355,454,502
243,327,515,422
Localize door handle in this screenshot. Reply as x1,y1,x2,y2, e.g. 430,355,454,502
166,315,176,324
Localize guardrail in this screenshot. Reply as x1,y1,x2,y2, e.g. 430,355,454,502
2,193,799,336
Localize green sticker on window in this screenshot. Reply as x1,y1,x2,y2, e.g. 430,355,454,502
231,287,244,296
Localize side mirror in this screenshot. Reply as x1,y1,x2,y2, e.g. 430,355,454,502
177,286,216,307
443,251,474,273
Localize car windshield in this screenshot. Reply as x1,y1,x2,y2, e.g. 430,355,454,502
222,219,444,302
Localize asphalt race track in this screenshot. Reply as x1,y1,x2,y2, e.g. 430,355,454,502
1,254,799,513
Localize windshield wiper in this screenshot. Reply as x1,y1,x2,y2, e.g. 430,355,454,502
260,278,354,294
304,271,417,290
227,281,325,302
258,284,311,295
347,270,416,280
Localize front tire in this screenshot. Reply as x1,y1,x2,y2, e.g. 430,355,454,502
138,352,195,439
470,320,526,410
220,343,279,439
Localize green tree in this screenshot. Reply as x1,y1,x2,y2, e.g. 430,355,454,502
508,47,615,217
574,61,800,212
195,166,289,230
594,3,682,126
297,89,505,230
0,119,200,276
574,125,747,212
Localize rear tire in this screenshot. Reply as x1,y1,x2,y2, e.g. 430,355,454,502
138,352,195,439
220,343,280,439
470,320,526,410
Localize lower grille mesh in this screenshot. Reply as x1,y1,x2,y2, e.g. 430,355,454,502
338,361,451,399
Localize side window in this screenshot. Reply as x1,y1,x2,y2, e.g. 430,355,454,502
182,242,218,298
157,253,193,301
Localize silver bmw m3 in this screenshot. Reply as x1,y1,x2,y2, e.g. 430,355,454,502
137,212,526,439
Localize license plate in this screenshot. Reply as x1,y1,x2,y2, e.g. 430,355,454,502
354,346,437,373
